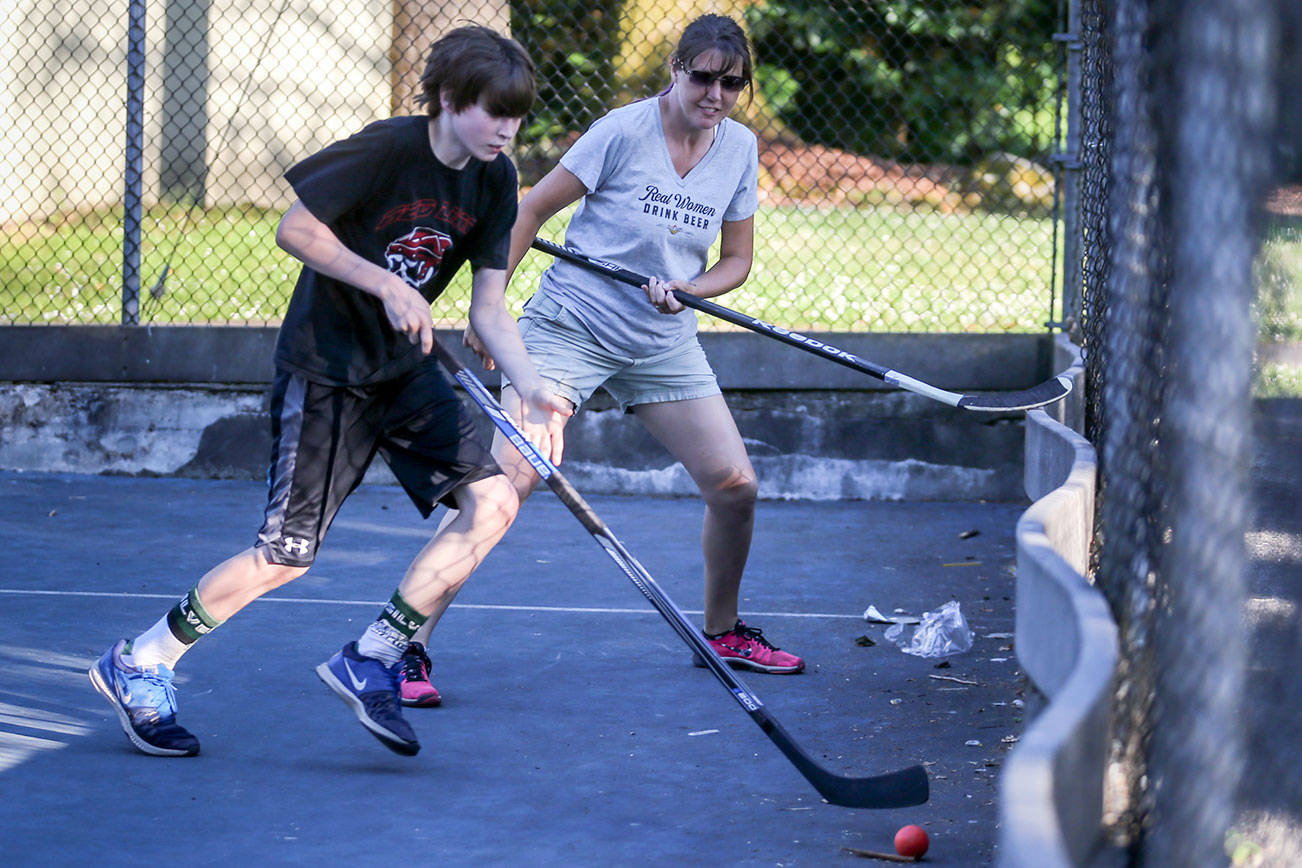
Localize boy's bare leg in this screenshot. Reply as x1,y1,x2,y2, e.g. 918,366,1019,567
490,383,555,503
88,547,309,757
395,473,521,618
315,472,523,751
115,547,306,675
166,469,519,650
417,392,757,638
195,547,308,622
408,383,555,647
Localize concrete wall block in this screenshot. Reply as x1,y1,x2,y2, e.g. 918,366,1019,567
0,381,1028,502
0,326,1057,392
0,325,1051,501
0,383,264,476
1015,524,1084,697
1000,622,1116,867
568,388,1026,471
1039,335,1086,434
1024,414,1081,503
554,453,1019,502
1001,403,1119,868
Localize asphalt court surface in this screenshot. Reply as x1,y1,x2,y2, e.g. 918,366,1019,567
0,471,1027,866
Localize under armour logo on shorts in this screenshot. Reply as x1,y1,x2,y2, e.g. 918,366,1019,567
281,536,313,556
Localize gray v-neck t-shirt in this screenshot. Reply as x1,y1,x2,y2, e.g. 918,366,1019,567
533,97,759,357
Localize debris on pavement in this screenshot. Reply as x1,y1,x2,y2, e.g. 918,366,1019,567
862,604,921,625
884,600,974,657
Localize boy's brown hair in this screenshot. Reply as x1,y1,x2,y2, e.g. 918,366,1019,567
415,25,536,119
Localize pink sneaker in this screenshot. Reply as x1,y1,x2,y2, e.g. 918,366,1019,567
700,621,805,674
398,642,442,707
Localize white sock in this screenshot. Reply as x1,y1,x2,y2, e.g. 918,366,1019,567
127,616,191,670
356,621,408,666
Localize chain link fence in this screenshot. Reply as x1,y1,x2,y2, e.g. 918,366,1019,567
1076,0,1289,863
2,0,1061,331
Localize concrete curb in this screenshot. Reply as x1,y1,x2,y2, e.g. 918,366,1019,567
999,338,1119,867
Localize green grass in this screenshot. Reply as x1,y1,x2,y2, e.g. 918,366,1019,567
1255,362,1302,398
1,202,1058,332
0,205,299,325
8,199,1295,394
1254,216,1302,397
745,206,1056,332
1257,217,1302,343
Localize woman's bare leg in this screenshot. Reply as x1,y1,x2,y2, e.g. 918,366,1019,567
633,395,757,635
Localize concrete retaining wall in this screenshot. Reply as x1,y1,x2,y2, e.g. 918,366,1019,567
0,380,1029,501
999,337,1120,867
0,326,1050,502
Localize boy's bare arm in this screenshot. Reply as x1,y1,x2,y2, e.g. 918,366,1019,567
465,165,588,370
276,201,435,354
468,268,571,462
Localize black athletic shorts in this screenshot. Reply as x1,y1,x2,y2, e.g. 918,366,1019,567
257,361,501,567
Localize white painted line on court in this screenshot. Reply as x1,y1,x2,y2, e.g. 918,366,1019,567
0,587,862,619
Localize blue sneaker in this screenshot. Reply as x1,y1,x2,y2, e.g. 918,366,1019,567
88,640,200,757
315,642,419,756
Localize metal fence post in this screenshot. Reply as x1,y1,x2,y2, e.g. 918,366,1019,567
1054,0,1084,329
123,0,146,325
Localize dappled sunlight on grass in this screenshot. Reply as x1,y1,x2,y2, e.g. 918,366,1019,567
4,203,1056,332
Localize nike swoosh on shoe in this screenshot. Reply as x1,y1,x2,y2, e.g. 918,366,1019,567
344,660,368,691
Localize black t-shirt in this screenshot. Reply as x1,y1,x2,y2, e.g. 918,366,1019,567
275,115,518,385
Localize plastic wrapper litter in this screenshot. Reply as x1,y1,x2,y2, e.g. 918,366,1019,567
883,600,973,658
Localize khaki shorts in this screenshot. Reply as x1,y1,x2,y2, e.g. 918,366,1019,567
508,293,721,412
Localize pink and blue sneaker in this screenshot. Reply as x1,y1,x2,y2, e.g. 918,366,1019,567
398,642,442,708
696,620,806,674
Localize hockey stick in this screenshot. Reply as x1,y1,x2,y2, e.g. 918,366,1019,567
430,338,928,809
531,237,1072,412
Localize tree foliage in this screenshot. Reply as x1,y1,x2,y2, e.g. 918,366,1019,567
509,0,1061,174
744,0,1060,165
509,0,623,183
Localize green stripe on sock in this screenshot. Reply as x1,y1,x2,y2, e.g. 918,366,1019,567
378,590,427,640
186,588,221,630
165,588,223,644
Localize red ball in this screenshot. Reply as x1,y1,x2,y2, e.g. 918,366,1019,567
894,824,929,859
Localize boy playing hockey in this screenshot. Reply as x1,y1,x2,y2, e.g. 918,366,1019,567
89,25,568,757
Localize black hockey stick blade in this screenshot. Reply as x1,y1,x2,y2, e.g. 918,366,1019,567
429,339,928,809
582,519,928,809
531,237,1072,412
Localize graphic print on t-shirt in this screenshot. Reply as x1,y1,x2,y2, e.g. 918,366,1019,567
385,226,454,289
637,184,718,237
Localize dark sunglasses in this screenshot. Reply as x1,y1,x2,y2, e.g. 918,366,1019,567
675,61,748,93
